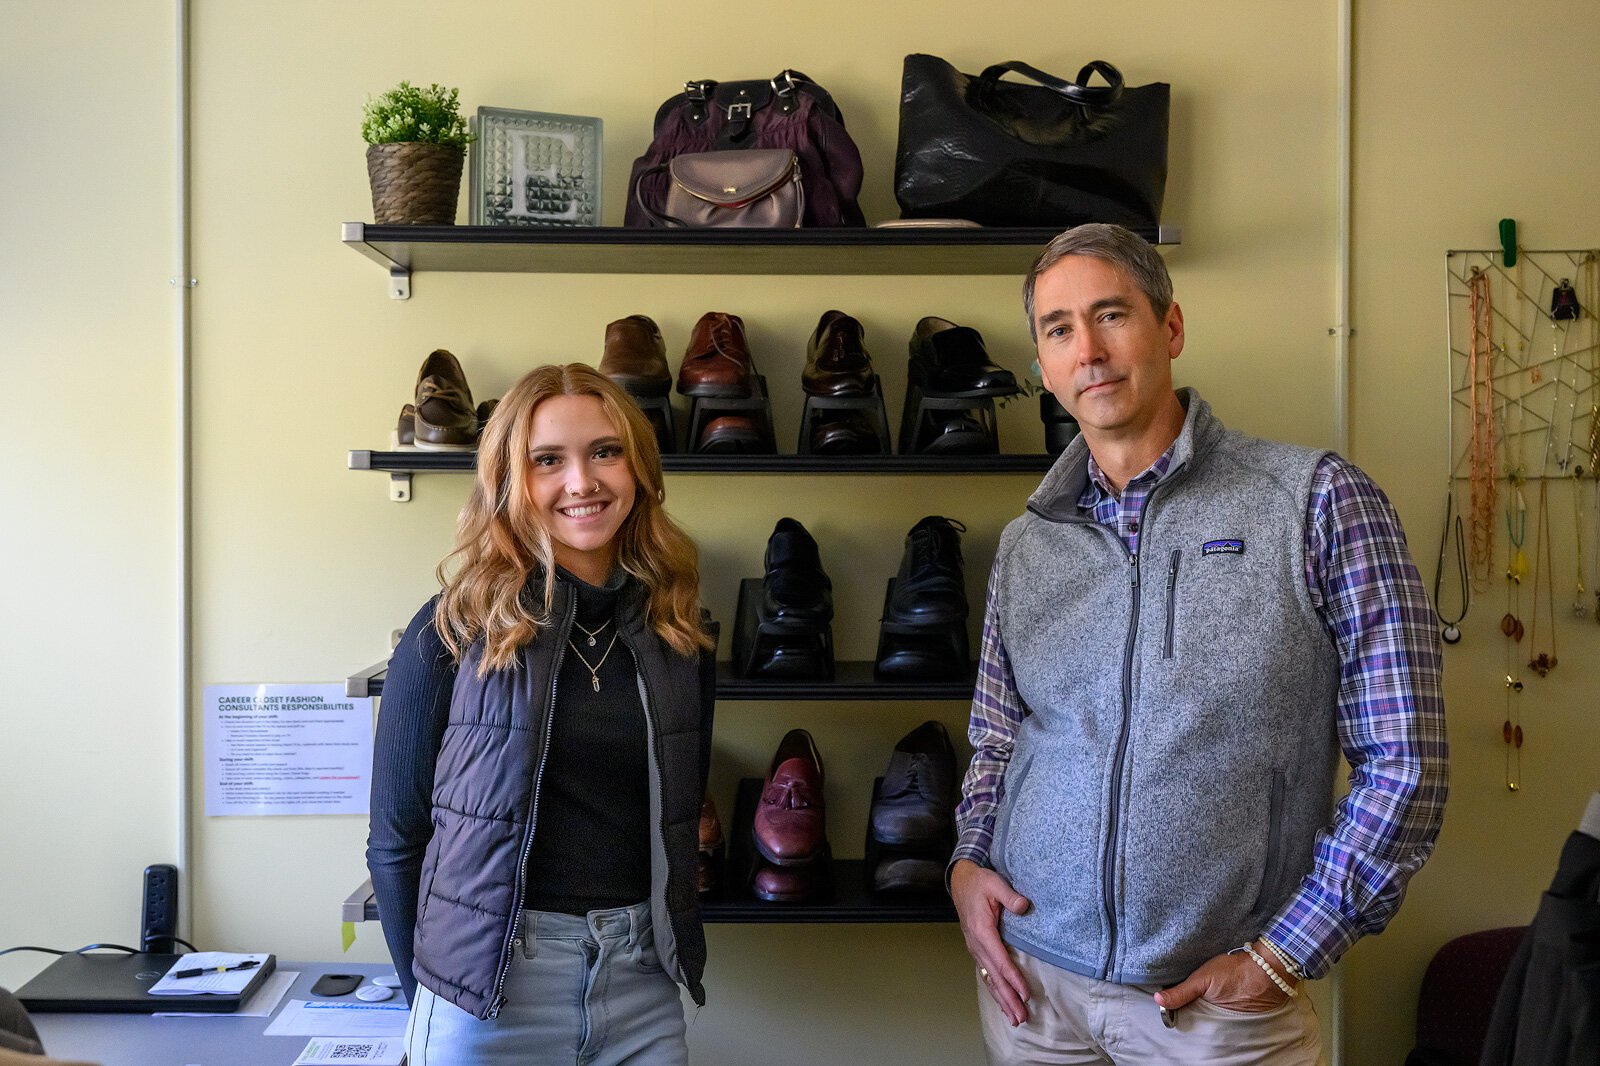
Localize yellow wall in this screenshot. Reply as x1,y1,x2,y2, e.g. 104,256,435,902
0,0,180,989
4,1,1598,1063
1345,3,1600,1060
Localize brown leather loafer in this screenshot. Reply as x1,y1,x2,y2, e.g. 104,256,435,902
753,728,826,866
753,859,820,902
413,349,479,450
802,310,877,397
600,314,672,397
678,312,755,398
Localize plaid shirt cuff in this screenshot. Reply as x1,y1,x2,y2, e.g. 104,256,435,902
1263,887,1362,981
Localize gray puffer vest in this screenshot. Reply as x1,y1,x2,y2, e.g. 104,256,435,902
412,577,714,1019
990,390,1340,985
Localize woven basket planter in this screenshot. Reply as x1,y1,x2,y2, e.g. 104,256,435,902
366,142,465,225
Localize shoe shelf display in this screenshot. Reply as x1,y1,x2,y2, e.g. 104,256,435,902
343,222,1180,298
338,229,1076,928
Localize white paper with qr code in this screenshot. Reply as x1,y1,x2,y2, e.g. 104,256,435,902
292,1037,404,1065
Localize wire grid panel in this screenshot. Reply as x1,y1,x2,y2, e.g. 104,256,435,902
1447,248,1600,485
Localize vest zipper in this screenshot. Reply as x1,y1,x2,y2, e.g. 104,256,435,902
1099,484,1171,981
626,630,691,993
1100,547,1139,980
1162,549,1182,659
488,596,574,1018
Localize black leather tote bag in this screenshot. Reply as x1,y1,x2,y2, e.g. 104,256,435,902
894,55,1169,228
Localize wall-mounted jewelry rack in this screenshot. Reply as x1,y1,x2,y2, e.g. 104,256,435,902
1447,248,1599,485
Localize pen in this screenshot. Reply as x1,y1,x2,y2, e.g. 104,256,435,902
174,960,260,979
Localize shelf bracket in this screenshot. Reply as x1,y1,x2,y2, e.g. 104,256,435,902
388,266,411,301
389,472,412,502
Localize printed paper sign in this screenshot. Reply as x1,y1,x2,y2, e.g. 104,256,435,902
204,684,373,816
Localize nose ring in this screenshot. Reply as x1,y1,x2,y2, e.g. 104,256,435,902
567,480,600,498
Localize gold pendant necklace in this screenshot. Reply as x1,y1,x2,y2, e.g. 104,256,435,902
567,630,621,692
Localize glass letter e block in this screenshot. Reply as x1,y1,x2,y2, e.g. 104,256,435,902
470,107,602,227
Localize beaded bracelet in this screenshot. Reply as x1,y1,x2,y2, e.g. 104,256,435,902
1232,943,1298,998
1259,935,1307,981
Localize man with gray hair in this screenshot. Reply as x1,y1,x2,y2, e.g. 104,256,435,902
950,223,1447,1063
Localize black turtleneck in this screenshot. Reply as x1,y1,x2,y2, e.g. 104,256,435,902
520,567,651,914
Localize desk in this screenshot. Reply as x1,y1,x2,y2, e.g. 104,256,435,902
32,963,398,1066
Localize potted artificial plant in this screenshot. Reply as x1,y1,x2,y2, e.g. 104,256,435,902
362,81,474,225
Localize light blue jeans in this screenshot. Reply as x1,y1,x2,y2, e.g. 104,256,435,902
405,900,688,1066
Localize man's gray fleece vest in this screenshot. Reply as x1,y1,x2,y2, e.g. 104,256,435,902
990,390,1340,985
412,579,709,1019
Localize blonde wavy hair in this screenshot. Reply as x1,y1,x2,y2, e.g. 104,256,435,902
435,363,713,674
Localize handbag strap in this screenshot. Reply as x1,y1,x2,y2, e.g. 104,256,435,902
633,161,687,228
976,60,1124,106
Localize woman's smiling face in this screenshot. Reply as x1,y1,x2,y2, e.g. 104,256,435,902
523,394,637,584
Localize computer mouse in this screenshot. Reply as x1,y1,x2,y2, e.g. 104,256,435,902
372,974,403,989
355,984,394,1002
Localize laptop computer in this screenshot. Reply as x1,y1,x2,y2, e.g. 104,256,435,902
16,952,276,1013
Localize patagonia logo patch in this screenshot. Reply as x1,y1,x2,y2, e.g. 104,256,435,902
1202,538,1245,556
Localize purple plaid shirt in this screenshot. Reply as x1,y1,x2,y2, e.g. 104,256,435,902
954,446,1448,980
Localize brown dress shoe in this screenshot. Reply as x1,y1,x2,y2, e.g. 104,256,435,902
802,310,877,397
413,349,478,450
677,312,755,398
753,728,826,866
699,795,724,852
698,795,724,894
600,315,672,397
395,403,416,448
696,414,765,454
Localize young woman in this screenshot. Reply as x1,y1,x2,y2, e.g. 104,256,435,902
367,363,717,1066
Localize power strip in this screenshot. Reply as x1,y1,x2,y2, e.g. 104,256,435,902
140,863,178,952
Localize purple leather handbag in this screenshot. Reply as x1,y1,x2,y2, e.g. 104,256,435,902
627,69,865,228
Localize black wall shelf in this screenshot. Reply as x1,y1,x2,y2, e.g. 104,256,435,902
348,658,976,700
343,221,1180,288
345,868,954,925
350,449,1056,475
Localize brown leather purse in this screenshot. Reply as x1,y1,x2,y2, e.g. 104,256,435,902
636,148,804,228
627,70,863,227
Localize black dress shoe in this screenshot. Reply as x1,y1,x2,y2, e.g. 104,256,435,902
761,518,833,624
870,720,957,848
810,413,881,455
887,516,969,626
908,316,1019,397
802,310,878,397
873,856,945,894
918,414,995,455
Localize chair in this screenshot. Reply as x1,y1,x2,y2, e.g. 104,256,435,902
1405,926,1527,1065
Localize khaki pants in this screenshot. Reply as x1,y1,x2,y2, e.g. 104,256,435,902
978,946,1324,1066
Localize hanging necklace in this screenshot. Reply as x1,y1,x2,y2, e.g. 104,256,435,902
1576,475,1591,618
1467,267,1499,586
567,630,621,692
572,616,611,648
1433,490,1470,643
1526,479,1558,677
1500,475,1527,792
